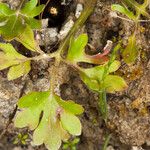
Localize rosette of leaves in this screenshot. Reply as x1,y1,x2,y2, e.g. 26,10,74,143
0,0,45,40
111,0,150,64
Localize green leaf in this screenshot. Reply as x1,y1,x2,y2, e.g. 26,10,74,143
123,0,150,18
111,0,150,21
108,60,120,73
67,34,109,65
20,0,44,29
80,60,120,81
79,60,127,93
72,138,80,144
0,43,25,70
60,111,82,135
18,91,50,108
122,34,138,64
0,43,31,80
103,75,128,93
79,60,121,92
81,65,105,80
0,16,8,27
0,14,25,40
33,119,65,150
21,0,38,14
55,95,84,115
0,3,15,16
80,71,100,91
24,17,41,29
16,25,41,52
67,34,88,63
111,4,136,20
62,143,69,149
0,1,44,40
79,65,105,91
7,61,31,80
26,4,45,17
14,92,83,150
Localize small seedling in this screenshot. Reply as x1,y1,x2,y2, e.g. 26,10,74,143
13,133,29,145
62,137,80,150
111,0,150,64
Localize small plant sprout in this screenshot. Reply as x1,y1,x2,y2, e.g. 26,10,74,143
13,133,29,145
111,0,150,23
62,137,80,150
111,0,150,64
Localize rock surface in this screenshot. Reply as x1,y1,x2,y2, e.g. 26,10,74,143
0,0,149,150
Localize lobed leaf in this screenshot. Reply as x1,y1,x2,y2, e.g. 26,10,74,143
60,111,82,135
0,14,25,40
26,5,45,17
55,95,84,115
16,25,41,52
21,0,38,14
0,1,44,40
81,65,105,81
15,92,84,150
7,61,31,80
67,34,88,63
67,34,109,65
0,43,25,70
18,91,50,108
80,60,120,83
0,43,31,80
108,60,120,73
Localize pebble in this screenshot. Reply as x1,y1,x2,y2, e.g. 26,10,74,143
75,3,83,18
58,18,74,40
106,145,115,150
131,146,144,150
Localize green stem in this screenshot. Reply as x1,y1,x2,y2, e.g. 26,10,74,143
49,0,97,93
102,134,111,150
98,90,108,121
19,0,97,93
57,0,97,57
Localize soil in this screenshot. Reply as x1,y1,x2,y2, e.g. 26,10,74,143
0,0,149,150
